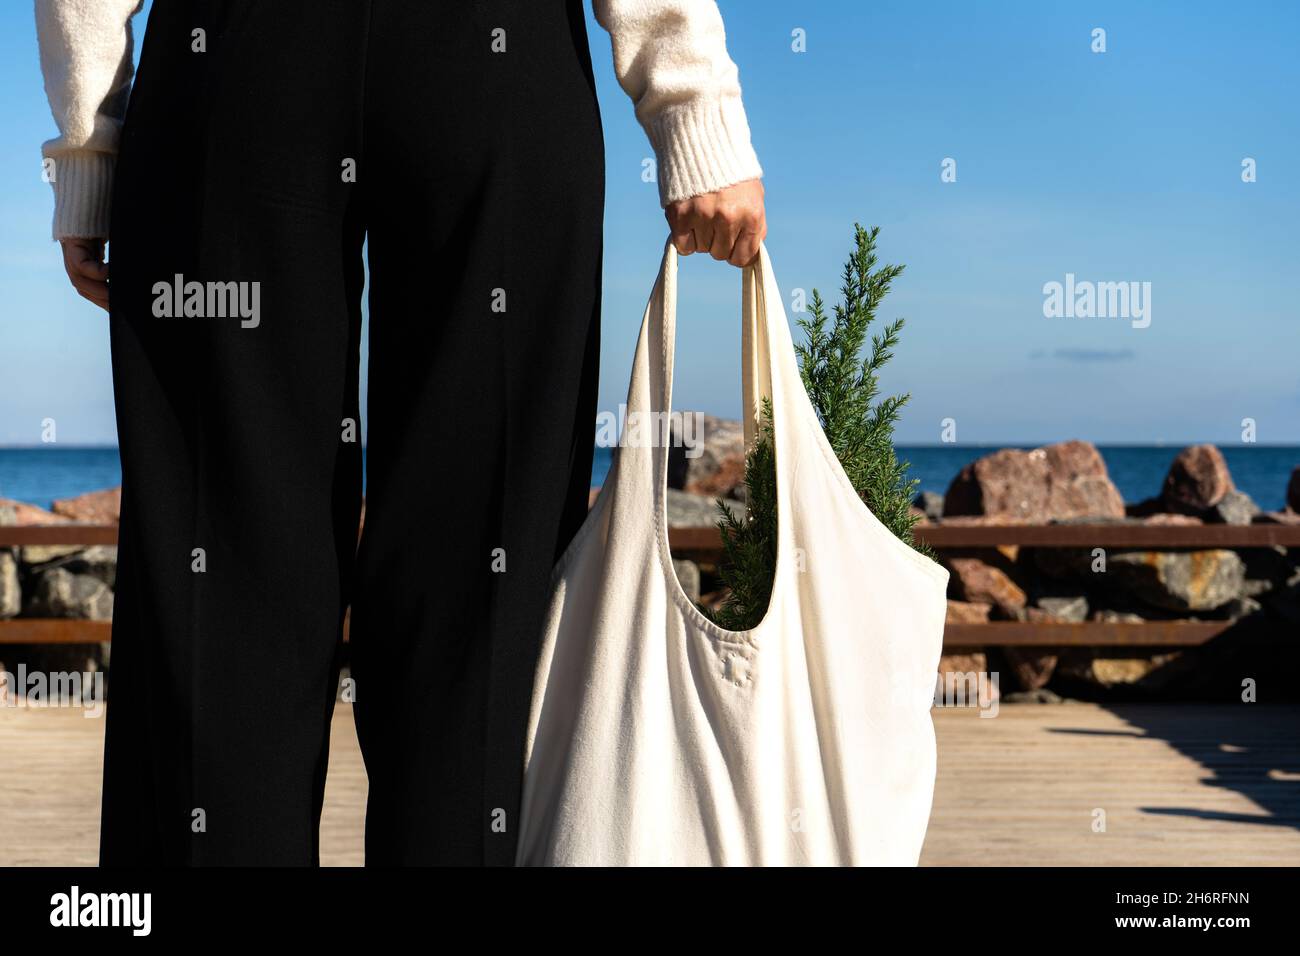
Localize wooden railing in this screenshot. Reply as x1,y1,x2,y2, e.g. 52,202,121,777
2,521,1297,648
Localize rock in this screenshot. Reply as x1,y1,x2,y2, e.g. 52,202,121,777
1089,609,1147,624
1029,546,1104,581
935,652,998,705
1032,546,1246,613
683,415,745,496
1105,550,1246,612
1042,440,1126,518
1125,496,1163,518
945,599,992,624
0,551,19,618
1091,658,1163,685
1288,466,1300,513
942,440,1123,521
25,568,114,621
1034,595,1089,622
0,499,82,562
1240,547,1290,598
1255,510,1300,525
1215,596,1262,620
1055,649,1182,688
0,498,70,526
938,651,987,674
32,546,118,589
22,545,85,564
666,488,743,528
1160,444,1233,514
1141,513,1203,526
672,559,701,603
1002,648,1058,690
1206,489,1259,526
945,557,1026,618
687,453,745,499
1264,569,1300,625
914,491,945,521
50,486,121,524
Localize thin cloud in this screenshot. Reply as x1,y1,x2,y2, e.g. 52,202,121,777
1041,348,1136,362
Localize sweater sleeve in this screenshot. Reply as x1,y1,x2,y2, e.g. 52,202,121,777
592,0,763,206
36,0,143,240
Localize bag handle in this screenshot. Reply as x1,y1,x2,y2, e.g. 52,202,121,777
618,240,798,527
629,241,789,451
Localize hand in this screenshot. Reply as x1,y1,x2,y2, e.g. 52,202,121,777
60,237,110,311
666,179,766,268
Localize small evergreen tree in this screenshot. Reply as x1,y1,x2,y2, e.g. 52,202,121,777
706,225,933,631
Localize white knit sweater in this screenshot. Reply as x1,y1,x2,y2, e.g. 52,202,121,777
36,0,763,240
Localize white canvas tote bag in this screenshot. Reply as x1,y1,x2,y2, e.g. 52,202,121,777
517,241,950,866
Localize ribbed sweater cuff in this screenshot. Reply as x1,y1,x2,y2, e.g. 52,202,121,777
48,150,115,241
647,95,763,206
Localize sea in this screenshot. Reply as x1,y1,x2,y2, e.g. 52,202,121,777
2,445,1296,513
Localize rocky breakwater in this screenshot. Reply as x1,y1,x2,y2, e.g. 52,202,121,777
0,489,119,681
929,443,1300,701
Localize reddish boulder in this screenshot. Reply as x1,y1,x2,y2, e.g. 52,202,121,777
1160,444,1233,515
683,415,745,497
945,599,992,624
51,486,121,524
1288,466,1300,514
1002,647,1058,691
937,651,987,674
945,557,1026,618
0,498,69,525
686,452,745,498
942,440,1123,521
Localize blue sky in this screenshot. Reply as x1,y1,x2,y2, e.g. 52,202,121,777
2,0,1297,446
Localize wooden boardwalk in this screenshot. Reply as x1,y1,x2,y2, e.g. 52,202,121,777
1,702,1295,866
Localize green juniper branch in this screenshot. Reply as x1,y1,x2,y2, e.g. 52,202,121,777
704,224,935,631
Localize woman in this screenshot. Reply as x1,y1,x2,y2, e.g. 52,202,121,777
36,0,765,866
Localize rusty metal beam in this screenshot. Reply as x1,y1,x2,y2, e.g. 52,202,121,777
916,523,1300,549
0,620,112,645
942,620,1233,648
0,618,1240,648
0,525,119,546
3,521,1297,552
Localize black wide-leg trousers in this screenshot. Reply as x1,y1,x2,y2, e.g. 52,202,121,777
103,0,603,866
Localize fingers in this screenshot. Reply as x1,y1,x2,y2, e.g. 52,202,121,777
664,179,767,268
61,238,110,312
709,218,739,263
729,227,764,268
666,200,696,255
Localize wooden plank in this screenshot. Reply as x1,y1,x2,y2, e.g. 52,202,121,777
943,620,1232,648
0,620,111,644
921,703,1300,866
5,703,1297,866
